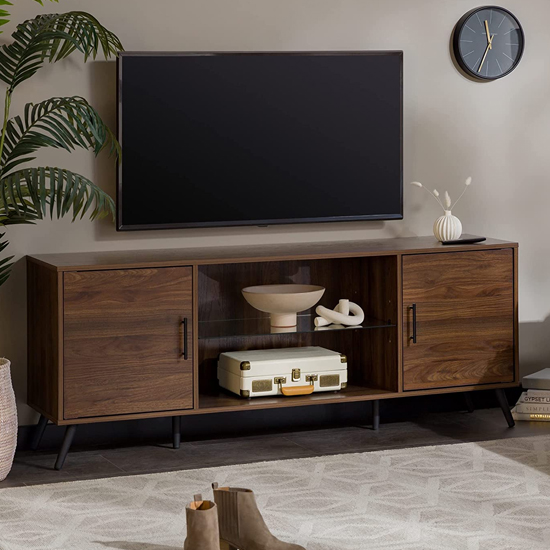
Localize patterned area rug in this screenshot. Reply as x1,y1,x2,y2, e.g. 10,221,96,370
1,436,550,550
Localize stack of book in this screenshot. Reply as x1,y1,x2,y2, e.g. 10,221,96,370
512,368,550,422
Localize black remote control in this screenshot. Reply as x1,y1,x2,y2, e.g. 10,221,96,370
442,236,486,245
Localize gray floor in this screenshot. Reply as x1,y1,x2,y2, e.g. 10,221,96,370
2,407,548,489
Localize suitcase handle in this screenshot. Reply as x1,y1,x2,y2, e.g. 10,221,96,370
281,385,315,397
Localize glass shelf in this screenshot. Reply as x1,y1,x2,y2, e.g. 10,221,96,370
198,314,395,340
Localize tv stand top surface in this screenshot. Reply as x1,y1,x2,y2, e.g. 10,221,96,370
28,235,518,272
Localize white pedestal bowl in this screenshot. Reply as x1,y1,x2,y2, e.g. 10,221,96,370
242,284,325,328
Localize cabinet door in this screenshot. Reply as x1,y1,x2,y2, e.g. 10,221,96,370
402,249,514,391
64,267,193,419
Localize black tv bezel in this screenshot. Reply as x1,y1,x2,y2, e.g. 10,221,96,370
116,50,404,231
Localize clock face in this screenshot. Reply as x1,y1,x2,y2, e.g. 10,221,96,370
453,6,524,80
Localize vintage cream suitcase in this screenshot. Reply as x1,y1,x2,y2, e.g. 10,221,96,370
218,346,348,398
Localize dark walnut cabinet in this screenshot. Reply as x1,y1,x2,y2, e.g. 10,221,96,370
63,267,193,419
26,236,519,469
402,249,515,390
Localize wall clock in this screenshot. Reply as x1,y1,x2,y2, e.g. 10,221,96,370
452,6,524,81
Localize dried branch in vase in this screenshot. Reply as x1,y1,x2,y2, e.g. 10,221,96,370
410,177,472,213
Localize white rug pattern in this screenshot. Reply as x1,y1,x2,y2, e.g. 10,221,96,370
1,436,550,550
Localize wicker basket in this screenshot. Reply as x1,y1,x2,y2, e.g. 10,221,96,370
0,358,17,482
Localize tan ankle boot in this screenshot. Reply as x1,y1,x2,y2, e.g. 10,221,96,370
212,483,305,550
183,494,220,550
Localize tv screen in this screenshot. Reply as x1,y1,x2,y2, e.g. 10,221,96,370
117,51,403,230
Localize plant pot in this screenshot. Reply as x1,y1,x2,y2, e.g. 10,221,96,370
0,358,17,482
433,210,462,242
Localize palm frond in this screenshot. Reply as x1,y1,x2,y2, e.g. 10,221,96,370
0,231,14,286
0,166,115,222
0,197,39,222
0,11,122,91
0,2,60,32
0,211,38,225
0,1,14,31
1,96,120,176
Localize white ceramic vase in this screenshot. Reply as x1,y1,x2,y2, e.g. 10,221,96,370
433,210,462,242
0,358,17,482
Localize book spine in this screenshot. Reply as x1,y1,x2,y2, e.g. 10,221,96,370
512,410,550,422
524,390,550,402
515,392,550,404
516,403,550,414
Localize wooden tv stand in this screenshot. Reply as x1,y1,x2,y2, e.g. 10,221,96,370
26,236,519,469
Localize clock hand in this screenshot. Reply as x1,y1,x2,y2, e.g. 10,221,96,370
484,20,493,49
478,34,495,73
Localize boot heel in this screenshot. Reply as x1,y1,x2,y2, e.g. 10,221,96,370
220,540,238,550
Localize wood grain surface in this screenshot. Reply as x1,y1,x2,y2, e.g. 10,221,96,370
63,267,194,419
402,249,515,391
27,259,62,422
28,236,517,272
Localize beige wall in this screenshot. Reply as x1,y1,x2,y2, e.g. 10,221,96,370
1,0,548,425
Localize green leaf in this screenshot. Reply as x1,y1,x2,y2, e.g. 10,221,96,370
1,96,121,177
0,166,115,223
0,11,123,91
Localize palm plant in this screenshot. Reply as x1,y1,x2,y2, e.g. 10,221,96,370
0,7,122,286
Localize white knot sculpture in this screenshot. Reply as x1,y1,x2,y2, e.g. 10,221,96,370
315,299,365,327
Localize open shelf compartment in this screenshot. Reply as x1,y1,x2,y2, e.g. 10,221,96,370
197,255,400,412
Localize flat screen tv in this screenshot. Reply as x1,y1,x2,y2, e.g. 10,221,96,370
117,51,403,230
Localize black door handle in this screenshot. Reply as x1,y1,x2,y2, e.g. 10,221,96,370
182,318,189,360
409,304,417,344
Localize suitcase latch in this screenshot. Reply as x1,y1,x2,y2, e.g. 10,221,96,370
292,368,301,382
274,377,287,393
306,374,318,385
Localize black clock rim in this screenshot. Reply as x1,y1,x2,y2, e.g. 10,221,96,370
452,5,525,81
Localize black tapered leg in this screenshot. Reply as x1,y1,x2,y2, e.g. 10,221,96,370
31,414,48,451
172,416,181,449
54,425,77,470
464,392,475,413
495,389,515,428
372,400,380,430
